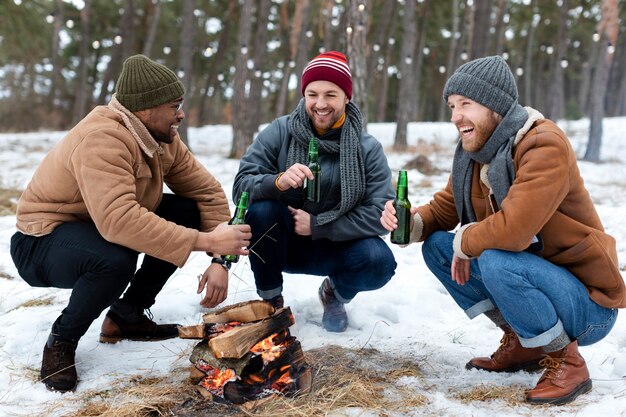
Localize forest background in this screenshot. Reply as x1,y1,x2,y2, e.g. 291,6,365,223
0,0,624,161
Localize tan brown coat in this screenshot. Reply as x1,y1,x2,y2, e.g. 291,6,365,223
16,105,230,267
413,113,625,308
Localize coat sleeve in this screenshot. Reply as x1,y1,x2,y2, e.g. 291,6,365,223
232,117,305,207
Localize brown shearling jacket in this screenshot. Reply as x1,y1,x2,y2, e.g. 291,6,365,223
16,104,230,267
411,108,625,309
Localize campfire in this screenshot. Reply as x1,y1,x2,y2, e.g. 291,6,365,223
179,300,313,405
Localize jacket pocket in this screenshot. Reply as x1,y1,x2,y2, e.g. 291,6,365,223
547,231,624,308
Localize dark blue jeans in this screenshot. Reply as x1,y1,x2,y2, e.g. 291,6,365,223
246,200,396,302
422,231,617,348
10,194,200,341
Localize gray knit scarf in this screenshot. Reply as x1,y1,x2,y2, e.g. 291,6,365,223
452,103,529,224
286,98,366,225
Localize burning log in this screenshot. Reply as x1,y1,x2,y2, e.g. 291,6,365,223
187,300,311,406
201,300,275,323
208,307,295,359
222,338,312,404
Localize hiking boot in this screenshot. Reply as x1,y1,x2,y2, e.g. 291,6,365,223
466,331,545,372
265,295,284,309
318,278,348,332
99,309,180,343
40,334,78,392
526,340,592,405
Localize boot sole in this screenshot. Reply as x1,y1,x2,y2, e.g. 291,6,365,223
99,334,178,344
526,378,592,405
465,360,544,373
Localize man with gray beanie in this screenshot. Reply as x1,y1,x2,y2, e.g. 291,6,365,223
10,54,251,392
381,55,624,405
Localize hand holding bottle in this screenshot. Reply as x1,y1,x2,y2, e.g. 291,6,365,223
276,163,313,190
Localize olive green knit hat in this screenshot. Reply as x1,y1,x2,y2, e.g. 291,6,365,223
115,54,185,112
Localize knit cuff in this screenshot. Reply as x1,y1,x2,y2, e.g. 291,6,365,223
408,213,424,244
274,172,287,191
453,223,475,259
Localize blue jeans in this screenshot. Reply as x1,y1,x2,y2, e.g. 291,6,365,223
246,200,396,302
10,194,200,341
422,231,617,348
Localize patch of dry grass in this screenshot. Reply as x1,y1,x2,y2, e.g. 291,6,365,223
0,186,22,216
233,345,429,417
55,345,429,417
455,383,526,404
18,296,56,309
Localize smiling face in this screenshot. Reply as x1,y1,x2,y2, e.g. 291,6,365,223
135,97,185,144
304,80,349,131
447,94,502,152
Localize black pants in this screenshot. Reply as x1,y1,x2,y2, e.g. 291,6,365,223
10,194,200,341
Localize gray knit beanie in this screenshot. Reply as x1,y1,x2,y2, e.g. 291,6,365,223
443,55,517,116
115,54,185,112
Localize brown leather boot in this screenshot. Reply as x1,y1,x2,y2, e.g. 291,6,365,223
466,331,545,372
40,334,78,392
526,340,592,405
99,310,180,343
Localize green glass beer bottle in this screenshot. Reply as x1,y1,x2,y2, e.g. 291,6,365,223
222,191,249,263
390,170,411,245
305,137,321,202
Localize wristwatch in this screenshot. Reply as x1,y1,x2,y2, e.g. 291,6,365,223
211,257,231,271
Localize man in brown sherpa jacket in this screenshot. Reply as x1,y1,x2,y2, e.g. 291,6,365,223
10,55,251,393
381,55,624,406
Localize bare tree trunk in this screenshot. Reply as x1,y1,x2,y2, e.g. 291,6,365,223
375,15,398,122
367,1,396,122
441,0,463,120
522,0,537,106
274,1,294,118
97,2,136,104
346,0,368,129
585,0,619,162
198,0,237,125
393,0,417,150
492,0,508,55
71,0,91,125
412,0,429,121
547,0,567,120
470,0,493,59
606,31,626,116
246,0,272,138
48,0,64,112
142,0,161,57
177,0,195,147
231,0,254,158
289,0,313,111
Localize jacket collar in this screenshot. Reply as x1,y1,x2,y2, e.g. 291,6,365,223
108,94,162,158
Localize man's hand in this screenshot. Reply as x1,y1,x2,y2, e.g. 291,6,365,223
451,255,471,286
197,263,228,308
277,163,313,190
195,222,251,256
288,206,312,236
380,200,417,232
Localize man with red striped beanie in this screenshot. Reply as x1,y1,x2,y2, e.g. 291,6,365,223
233,51,397,332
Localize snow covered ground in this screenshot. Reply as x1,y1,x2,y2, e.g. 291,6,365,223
0,117,625,416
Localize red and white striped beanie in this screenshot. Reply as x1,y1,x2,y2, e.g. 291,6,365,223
301,51,352,99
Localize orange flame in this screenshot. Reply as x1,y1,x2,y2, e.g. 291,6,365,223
271,370,295,391
198,365,237,394
250,333,287,364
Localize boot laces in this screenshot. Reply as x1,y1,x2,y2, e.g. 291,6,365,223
538,355,562,379
493,332,514,356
